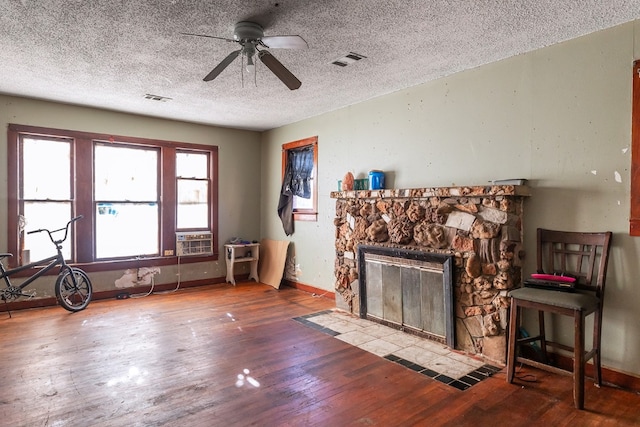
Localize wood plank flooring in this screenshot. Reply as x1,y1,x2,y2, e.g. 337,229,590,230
0,283,638,426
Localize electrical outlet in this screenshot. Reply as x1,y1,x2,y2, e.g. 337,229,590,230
164,249,174,256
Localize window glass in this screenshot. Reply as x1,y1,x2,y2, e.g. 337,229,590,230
95,202,159,258
23,138,70,200
24,202,72,261
94,143,159,258
290,147,315,210
21,137,72,260
177,179,209,228
177,152,208,178
293,194,314,209
95,144,158,201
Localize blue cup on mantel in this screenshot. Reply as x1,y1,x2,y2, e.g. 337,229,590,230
369,170,385,190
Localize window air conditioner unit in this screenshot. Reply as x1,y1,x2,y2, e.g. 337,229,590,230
176,231,213,256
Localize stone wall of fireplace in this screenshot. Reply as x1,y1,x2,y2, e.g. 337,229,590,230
330,185,530,364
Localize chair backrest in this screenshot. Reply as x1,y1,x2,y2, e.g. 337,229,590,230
536,229,612,297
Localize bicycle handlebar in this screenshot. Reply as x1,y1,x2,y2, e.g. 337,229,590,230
26,216,84,244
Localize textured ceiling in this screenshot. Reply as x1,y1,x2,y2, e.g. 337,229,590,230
1,1,639,131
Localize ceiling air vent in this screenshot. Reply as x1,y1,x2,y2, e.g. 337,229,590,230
331,52,366,67
144,94,172,102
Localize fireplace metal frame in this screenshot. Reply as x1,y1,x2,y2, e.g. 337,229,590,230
357,244,455,348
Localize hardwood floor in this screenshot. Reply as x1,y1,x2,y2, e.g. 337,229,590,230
0,282,638,426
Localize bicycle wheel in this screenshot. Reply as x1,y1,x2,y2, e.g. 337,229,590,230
55,267,93,312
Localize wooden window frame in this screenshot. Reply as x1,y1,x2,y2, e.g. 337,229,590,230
176,149,213,231
631,60,640,235
282,136,318,221
7,124,219,271
93,141,161,260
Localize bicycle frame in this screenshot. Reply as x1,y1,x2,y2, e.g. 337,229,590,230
0,252,68,292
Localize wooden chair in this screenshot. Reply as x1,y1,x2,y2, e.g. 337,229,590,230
506,228,612,409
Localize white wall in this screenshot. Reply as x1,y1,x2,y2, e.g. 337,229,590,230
260,21,640,376
0,95,262,295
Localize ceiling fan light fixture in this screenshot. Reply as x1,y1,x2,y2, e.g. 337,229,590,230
246,55,256,74
244,43,257,74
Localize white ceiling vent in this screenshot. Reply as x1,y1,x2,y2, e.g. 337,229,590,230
331,52,366,67
144,94,172,102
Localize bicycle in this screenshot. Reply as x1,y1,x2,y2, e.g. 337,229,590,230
0,216,93,314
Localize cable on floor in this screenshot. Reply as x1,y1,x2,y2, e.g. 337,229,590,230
154,255,182,295
131,275,155,298
312,291,330,298
493,363,538,382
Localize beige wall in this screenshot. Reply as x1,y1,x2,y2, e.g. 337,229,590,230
260,21,640,376
0,95,262,296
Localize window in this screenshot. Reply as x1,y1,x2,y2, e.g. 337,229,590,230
278,137,318,234
176,151,210,229
7,124,218,268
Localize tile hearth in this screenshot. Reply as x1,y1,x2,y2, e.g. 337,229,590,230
294,310,500,390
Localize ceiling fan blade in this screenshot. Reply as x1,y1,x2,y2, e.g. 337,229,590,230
261,35,308,49
180,32,235,43
203,50,241,81
258,50,302,90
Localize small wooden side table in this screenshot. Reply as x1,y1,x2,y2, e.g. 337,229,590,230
224,243,260,285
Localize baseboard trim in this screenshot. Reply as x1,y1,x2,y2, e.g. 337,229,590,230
0,276,331,312
0,277,227,313
551,352,640,393
281,279,335,300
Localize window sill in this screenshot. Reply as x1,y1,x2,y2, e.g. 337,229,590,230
7,254,220,277
293,212,318,222
77,254,219,273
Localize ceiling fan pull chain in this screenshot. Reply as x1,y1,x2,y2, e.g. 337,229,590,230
254,61,258,87
240,53,245,88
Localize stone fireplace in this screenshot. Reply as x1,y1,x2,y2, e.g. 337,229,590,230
330,185,530,364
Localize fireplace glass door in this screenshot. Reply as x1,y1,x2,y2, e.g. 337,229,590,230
358,246,454,347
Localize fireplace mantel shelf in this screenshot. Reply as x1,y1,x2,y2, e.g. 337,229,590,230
330,185,530,200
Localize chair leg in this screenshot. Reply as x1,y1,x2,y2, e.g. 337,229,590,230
593,309,603,387
538,310,548,363
574,311,586,409
506,299,520,383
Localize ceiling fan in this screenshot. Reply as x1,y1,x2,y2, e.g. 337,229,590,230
182,21,307,90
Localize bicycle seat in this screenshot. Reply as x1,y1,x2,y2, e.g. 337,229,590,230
0,253,13,260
